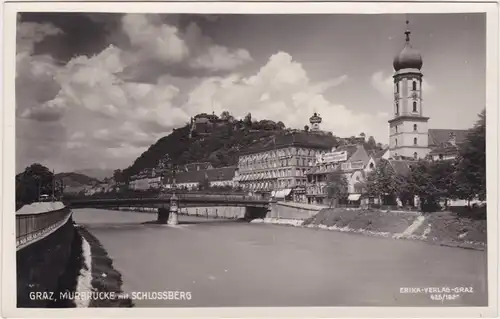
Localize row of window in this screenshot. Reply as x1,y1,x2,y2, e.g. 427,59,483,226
242,178,307,190
395,101,419,115
395,124,419,134
239,157,313,171
240,168,310,180
395,79,419,93
239,148,320,164
395,137,419,146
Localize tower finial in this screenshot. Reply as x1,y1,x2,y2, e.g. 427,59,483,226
404,19,411,43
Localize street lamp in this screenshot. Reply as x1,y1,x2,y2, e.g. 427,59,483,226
168,163,180,225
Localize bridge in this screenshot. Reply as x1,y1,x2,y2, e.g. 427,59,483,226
66,193,272,224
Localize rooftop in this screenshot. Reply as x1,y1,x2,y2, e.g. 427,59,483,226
241,132,337,155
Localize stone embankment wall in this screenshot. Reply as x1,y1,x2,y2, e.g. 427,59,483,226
116,206,248,219
16,204,77,307
267,201,325,220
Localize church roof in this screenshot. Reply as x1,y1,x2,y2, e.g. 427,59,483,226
393,21,423,71
428,129,469,147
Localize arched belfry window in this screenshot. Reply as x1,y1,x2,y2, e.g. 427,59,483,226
413,137,418,145
396,83,399,93
413,152,418,159
396,102,399,115
413,101,417,112
413,124,417,132
412,81,417,91
395,138,398,146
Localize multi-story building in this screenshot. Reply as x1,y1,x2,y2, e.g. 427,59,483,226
305,143,377,205
162,166,238,190
237,130,337,199
129,168,162,191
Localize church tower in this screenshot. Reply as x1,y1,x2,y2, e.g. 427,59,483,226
389,20,430,160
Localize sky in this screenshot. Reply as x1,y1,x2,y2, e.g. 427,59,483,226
15,12,486,173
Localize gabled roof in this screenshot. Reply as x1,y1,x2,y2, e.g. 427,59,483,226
242,132,337,155
429,145,460,156
428,129,468,147
388,159,415,176
346,145,370,164
368,147,389,160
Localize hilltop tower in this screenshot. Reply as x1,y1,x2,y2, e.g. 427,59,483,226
309,112,322,132
389,20,430,159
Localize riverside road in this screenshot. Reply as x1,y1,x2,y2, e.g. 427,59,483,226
72,208,488,307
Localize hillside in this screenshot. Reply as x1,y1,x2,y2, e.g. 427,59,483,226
122,120,290,179
55,172,101,187
74,168,114,181
121,115,346,180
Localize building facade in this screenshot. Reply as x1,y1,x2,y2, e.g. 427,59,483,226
305,144,376,205
162,166,238,190
237,131,336,198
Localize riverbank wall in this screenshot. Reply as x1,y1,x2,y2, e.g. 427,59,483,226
16,203,77,307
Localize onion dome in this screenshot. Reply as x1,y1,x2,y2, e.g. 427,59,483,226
309,112,322,124
393,20,423,71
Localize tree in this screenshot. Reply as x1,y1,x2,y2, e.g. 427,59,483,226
244,113,252,126
276,121,286,130
326,171,349,208
113,169,123,183
454,110,486,202
304,125,309,132
365,158,410,205
220,111,235,122
16,163,56,207
366,136,377,150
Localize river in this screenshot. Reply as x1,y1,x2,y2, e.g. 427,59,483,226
73,208,488,307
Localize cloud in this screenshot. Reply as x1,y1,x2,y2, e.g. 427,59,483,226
371,70,434,99
16,21,64,121
15,17,384,172
121,14,252,77
182,51,384,141
16,21,63,56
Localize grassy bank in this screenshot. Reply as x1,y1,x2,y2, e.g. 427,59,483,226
270,207,486,250
77,227,134,307
303,208,417,235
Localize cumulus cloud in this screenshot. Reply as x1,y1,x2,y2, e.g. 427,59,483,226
16,21,64,121
182,51,385,140
371,70,434,99
16,15,387,172
16,21,63,56
122,14,252,75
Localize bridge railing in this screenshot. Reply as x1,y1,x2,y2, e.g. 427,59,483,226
174,193,266,202
69,193,269,204
16,206,72,250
